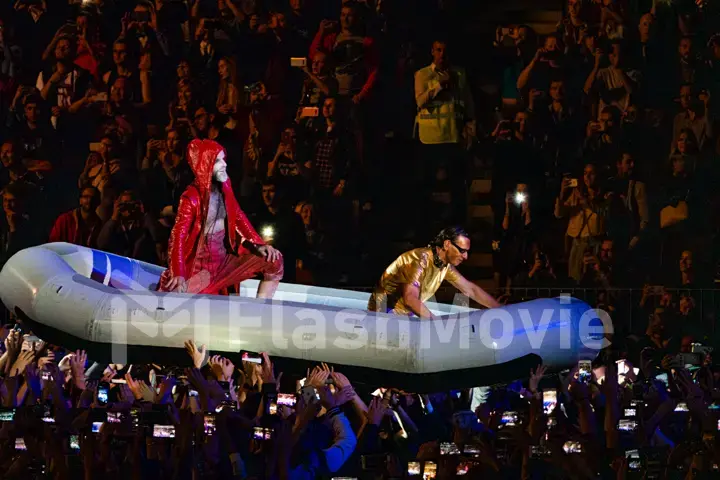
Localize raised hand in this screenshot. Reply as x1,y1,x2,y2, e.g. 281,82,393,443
366,396,388,426
260,352,282,385
184,339,207,368
528,364,547,393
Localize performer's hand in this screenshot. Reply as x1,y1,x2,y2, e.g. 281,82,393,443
255,245,281,263
167,276,188,293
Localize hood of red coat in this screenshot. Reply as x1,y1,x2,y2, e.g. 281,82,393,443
187,138,226,196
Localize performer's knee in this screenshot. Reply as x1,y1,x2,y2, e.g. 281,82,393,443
263,252,284,281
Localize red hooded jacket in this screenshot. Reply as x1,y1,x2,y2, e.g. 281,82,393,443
158,139,264,291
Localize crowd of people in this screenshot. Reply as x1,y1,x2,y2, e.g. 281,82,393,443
2,0,720,477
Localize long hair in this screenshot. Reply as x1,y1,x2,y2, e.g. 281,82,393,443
217,56,239,111
428,226,468,249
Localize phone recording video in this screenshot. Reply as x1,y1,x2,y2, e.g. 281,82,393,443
277,393,297,407
463,444,480,455
107,411,123,424
241,352,263,364
153,425,176,438
514,191,527,205
563,441,582,454
252,426,273,441
624,408,636,418
578,360,592,383
97,382,109,406
543,390,557,415
618,419,638,432
15,438,26,451
91,422,103,433
500,411,518,427
675,402,690,412
626,449,641,471
204,414,216,435
531,445,550,458
423,461,437,479
407,461,421,475
457,461,472,475
0,409,15,422
440,442,460,455
70,434,80,452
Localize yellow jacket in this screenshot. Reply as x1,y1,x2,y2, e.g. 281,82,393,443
414,63,475,145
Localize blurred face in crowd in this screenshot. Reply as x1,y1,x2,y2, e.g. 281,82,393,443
431,41,448,69
443,235,470,267
55,38,72,62
599,240,613,263
100,136,116,159
549,80,565,102
322,97,336,119
515,26,529,45
77,15,88,35
672,155,686,174
0,142,17,169
544,35,560,52
647,308,667,339
2,191,20,216
638,13,653,38
583,164,597,188
340,6,356,31
79,187,99,214
166,130,180,153
178,82,193,105
117,192,140,219
269,12,286,30
110,77,128,104
568,0,581,18
311,52,328,76
679,85,692,110
133,4,151,30
617,153,634,177
676,131,694,154
598,110,614,132
113,41,128,66
262,184,277,207
679,296,694,315
514,111,527,134
290,0,303,11
680,250,693,273
194,108,209,131
608,43,621,68
24,101,39,124
678,37,692,59
218,58,230,80
583,34,596,52
177,60,190,79
300,203,313,225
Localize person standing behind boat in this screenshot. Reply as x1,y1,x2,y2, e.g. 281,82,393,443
368,227,500,319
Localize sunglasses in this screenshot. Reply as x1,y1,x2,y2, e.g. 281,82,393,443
450,240,469,255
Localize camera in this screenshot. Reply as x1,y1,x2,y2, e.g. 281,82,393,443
153,424,176,438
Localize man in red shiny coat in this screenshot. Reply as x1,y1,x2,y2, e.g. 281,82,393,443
158,139,283,297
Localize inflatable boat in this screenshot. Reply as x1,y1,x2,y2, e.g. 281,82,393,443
0,243,608,391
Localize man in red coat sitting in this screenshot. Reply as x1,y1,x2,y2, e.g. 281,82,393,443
158,139,283,297
49,186,102,247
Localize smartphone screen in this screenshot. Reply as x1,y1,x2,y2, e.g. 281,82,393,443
153,425,176,438
204,414,216,435
543,390,557,415
618,419,638,432
91,422,103,433
563,441,582,453
440,442,460,455
107,411,122,424
423,461,437,479
70,435,80,451
578,360,592,383
675,402,689,412
500,411,518,427
624,408,636,418
463,444,480,455
626,449,641,471
15,438,26,451
277,393,297,407
0,409,15,422
97,383,109,406
407,461,421,476
241,352,262,364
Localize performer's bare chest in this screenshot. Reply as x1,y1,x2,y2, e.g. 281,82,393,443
205,190,227,235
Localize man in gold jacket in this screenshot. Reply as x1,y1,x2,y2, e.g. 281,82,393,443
368,227,500,318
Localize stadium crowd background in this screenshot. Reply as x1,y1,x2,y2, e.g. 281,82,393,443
2,0,720,477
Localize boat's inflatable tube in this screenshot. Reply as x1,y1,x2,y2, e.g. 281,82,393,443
0,243,608,391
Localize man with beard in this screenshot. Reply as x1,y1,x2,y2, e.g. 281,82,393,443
368,227,499,318
159,139,283,297
49,186,102,247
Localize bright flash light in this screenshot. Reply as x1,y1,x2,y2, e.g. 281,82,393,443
514,192,527,204
261,226,274,239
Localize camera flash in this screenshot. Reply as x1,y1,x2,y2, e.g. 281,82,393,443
261,226,275,240
514,192,527,204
